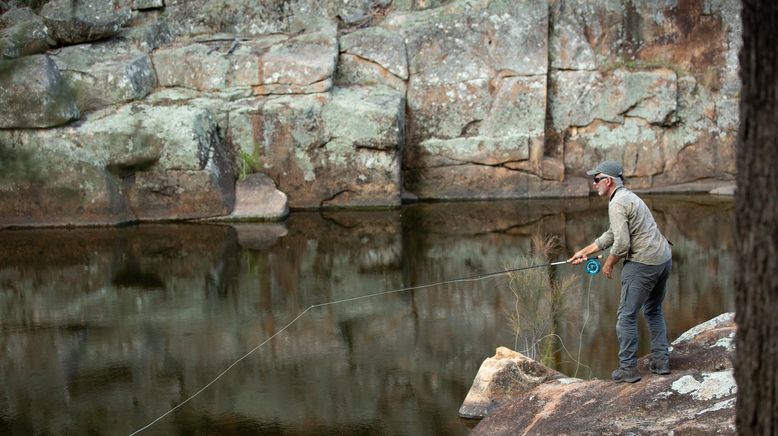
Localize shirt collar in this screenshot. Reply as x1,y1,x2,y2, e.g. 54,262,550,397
609,186,623,202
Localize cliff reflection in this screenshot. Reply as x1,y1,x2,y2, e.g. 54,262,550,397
0,196,734,435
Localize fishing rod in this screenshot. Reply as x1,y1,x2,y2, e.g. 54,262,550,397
303,255,604,308
397,254,603,290
129,254,603,435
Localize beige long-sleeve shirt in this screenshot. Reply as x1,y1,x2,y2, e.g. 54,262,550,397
595,187,672,265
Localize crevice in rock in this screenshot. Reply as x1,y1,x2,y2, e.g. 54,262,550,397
106,160,157,178
405,160,537,175
544,6,557,162
58,68,100,81
618,100,640,117
355,143,393,152
552,67,599,72
460,119,481,137
340,51,406,82
256,76,332,92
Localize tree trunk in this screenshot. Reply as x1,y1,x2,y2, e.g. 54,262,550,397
735,1,778,434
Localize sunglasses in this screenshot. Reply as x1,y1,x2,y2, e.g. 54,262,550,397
592,175,610,184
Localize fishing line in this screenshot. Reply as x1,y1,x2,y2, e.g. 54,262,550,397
510,260,600,378
129,257,600,435
575,274,595,378
525,333,593,379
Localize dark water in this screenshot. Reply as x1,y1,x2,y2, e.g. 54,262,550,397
0,196,735,435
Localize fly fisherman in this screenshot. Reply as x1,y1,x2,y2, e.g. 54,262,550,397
568,160,672,383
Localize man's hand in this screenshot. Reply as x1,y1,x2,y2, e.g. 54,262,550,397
602,262,613,279
568,242,600,265
568,250,588,265
602,255,619,279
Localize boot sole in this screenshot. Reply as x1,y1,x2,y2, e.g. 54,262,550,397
613,376,641,383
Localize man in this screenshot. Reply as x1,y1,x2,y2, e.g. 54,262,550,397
568,160,673,383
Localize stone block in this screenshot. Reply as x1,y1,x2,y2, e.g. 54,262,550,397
52,46,157,112
550,68,677,130
0,7,51,59
40,0,131,44
0,55,79,128
223,173,289,221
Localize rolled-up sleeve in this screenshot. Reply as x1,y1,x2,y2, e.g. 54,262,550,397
607,201,630,258
595,228,614,250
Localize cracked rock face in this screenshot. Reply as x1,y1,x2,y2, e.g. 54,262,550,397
393,0,553,198
0,0,742,226
469,313,737,435
231,87,405,209
0,103,234,227
548,0,741,187
151,27,337,95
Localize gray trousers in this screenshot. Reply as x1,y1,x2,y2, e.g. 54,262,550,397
616,258,672,369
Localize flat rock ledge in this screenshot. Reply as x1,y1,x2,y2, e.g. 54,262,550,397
465,313,736,435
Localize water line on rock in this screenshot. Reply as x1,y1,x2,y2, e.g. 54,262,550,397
129,258,596,435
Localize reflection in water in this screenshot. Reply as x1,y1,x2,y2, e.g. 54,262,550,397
0,196,735,435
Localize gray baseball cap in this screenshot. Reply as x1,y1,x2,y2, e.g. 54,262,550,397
586,160,623,178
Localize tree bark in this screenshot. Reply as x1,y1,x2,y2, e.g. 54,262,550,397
735,1,778,434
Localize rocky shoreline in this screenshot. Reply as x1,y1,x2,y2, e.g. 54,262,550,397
462,313,737,435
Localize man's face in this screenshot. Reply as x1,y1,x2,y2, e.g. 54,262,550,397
592,173,610,196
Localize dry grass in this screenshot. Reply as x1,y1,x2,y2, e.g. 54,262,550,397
504,234,584,370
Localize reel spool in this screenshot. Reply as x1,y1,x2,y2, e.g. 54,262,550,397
585,258,601,275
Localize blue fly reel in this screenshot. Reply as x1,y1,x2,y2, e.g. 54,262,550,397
585,258,601,275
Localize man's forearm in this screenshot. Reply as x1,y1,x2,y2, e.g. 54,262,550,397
580,242,601,257
569,242,602,263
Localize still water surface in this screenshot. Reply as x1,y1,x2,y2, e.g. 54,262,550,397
0,196,734,435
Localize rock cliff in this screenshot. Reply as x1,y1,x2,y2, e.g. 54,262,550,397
0,0,741,227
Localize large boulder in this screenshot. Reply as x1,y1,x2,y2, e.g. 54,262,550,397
0,7,51,59
470,313,737,435
51,44,157,112
0,55,80,128
40,0,132,45
458,347,566,419
218,173,289,222
0,102,234,227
